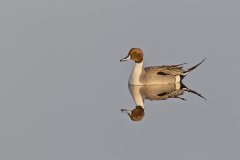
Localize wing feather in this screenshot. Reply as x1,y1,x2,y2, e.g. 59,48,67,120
145,64,187,76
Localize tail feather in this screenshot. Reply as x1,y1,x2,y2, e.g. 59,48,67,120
180,83,207,101
186,88,207,101
180,58,206,80
186,58,206,73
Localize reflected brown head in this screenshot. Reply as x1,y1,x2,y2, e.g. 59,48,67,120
129,106,145,121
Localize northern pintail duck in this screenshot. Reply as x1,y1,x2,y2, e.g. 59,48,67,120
120,48,206,85
121,83,206,121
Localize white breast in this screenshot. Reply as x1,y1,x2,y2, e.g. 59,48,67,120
129,62,143,85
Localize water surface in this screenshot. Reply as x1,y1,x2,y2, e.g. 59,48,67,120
0,1,239,160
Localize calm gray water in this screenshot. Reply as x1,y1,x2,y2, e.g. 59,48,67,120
1,1,239,160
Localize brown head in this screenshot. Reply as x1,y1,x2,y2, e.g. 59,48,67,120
121,105,145,122
120,48,144,63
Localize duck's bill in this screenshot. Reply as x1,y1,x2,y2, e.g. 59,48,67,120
120,54,130,62
121,108,131,114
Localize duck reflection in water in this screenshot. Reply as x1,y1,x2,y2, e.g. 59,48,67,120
120,48,206,121
121,83,206,121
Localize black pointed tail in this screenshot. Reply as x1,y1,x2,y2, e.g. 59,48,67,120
180,83,207,101
186,58,206,73
180,58,206,80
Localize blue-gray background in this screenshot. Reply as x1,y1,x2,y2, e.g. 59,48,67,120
0,0,239,160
